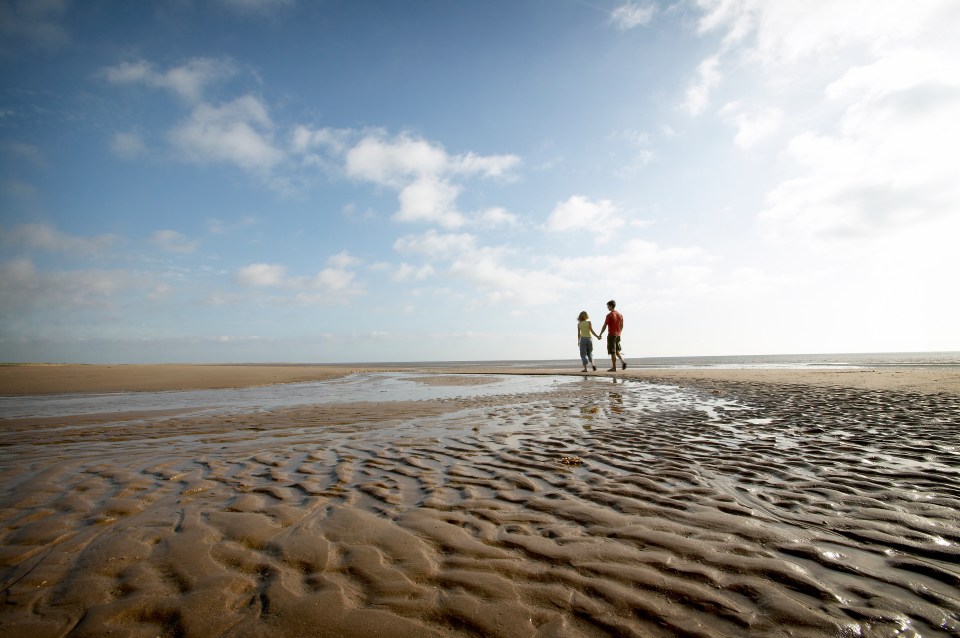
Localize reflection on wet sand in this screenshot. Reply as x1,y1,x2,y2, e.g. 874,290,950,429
1,375,958,637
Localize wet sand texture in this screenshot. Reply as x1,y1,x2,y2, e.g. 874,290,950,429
1,379,959,637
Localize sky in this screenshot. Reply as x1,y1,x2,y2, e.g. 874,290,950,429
1,0,958,364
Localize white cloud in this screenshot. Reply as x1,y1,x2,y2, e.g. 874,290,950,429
690,0,960,244
110,132,147,159
102,57,237,103
343,132,520,227
477,207,518,228
345,134,448,187
720,101,783,148
448,253,571,306
290,125,353,156
151,230,199,254
169,95,283,171
393,229,570,306
0,258,151,312
546,195,624,242
233,253,364,302
610,3,656,30
395,176,466,228
294,267,357,302
698,0,951,67
236,263,286,286
3,223,120,256
326,250,361,269
391,263,436,282
394,229,477,258
683,54,722,116
610,129,657,176
448,152,521,179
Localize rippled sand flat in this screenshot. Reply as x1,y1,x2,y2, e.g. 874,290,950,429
1,376,958,637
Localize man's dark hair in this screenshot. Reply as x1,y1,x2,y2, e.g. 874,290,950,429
607,300,616,308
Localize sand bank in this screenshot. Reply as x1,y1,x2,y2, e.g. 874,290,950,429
0,364,393,395
1,368,958,636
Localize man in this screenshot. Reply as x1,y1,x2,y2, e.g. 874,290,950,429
597,299,626,372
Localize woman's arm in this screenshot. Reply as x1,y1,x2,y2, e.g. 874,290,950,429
589,320,601,338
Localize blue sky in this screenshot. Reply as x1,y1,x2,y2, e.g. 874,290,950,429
1,0,958,364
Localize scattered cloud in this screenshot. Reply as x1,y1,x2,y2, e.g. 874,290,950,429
1,178,37,198
169,95,283,171
0,0,70,51
345,133,448,187
235,262,286,287
394,229,477,258
720,102,783,149
207,215,257,234
690,0,960,242
610,129,657,176
2,223,120,256
102,57,237,103
448,252,571,307
1,141,44,166
110,132,147,158
234,252,364,303
546,195,624,242
327,250,361,269
290,125,354,156
217,0,295,14
0,258,151,313
395,176,466,228
610,3,656,31
342,132,520,228
477,207,519,228
151,230,199,254
390,263,435,282
682,54,721,116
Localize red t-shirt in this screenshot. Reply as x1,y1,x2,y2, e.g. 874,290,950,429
603,310,623,336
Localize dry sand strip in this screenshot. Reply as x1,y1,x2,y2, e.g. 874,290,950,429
0,364,406,395
2,363,959,395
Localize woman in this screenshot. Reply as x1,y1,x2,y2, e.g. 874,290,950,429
577,311,601,372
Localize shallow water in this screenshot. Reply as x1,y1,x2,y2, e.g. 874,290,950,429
0,372,582,420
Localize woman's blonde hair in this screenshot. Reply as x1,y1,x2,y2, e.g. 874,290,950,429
577,311,588,321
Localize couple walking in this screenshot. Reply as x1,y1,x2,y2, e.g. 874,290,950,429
577,300,627,372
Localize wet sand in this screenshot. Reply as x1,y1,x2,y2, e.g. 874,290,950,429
1,367,959,636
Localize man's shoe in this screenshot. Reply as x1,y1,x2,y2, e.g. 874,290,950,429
607,368,616,372
622,362,627,370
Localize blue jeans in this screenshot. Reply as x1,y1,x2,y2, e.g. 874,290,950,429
579,337,594,366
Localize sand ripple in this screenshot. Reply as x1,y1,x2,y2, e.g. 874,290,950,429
1,377,958,637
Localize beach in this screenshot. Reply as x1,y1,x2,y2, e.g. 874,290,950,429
1,365,958,636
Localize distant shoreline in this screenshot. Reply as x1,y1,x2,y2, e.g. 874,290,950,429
2,362,958,395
